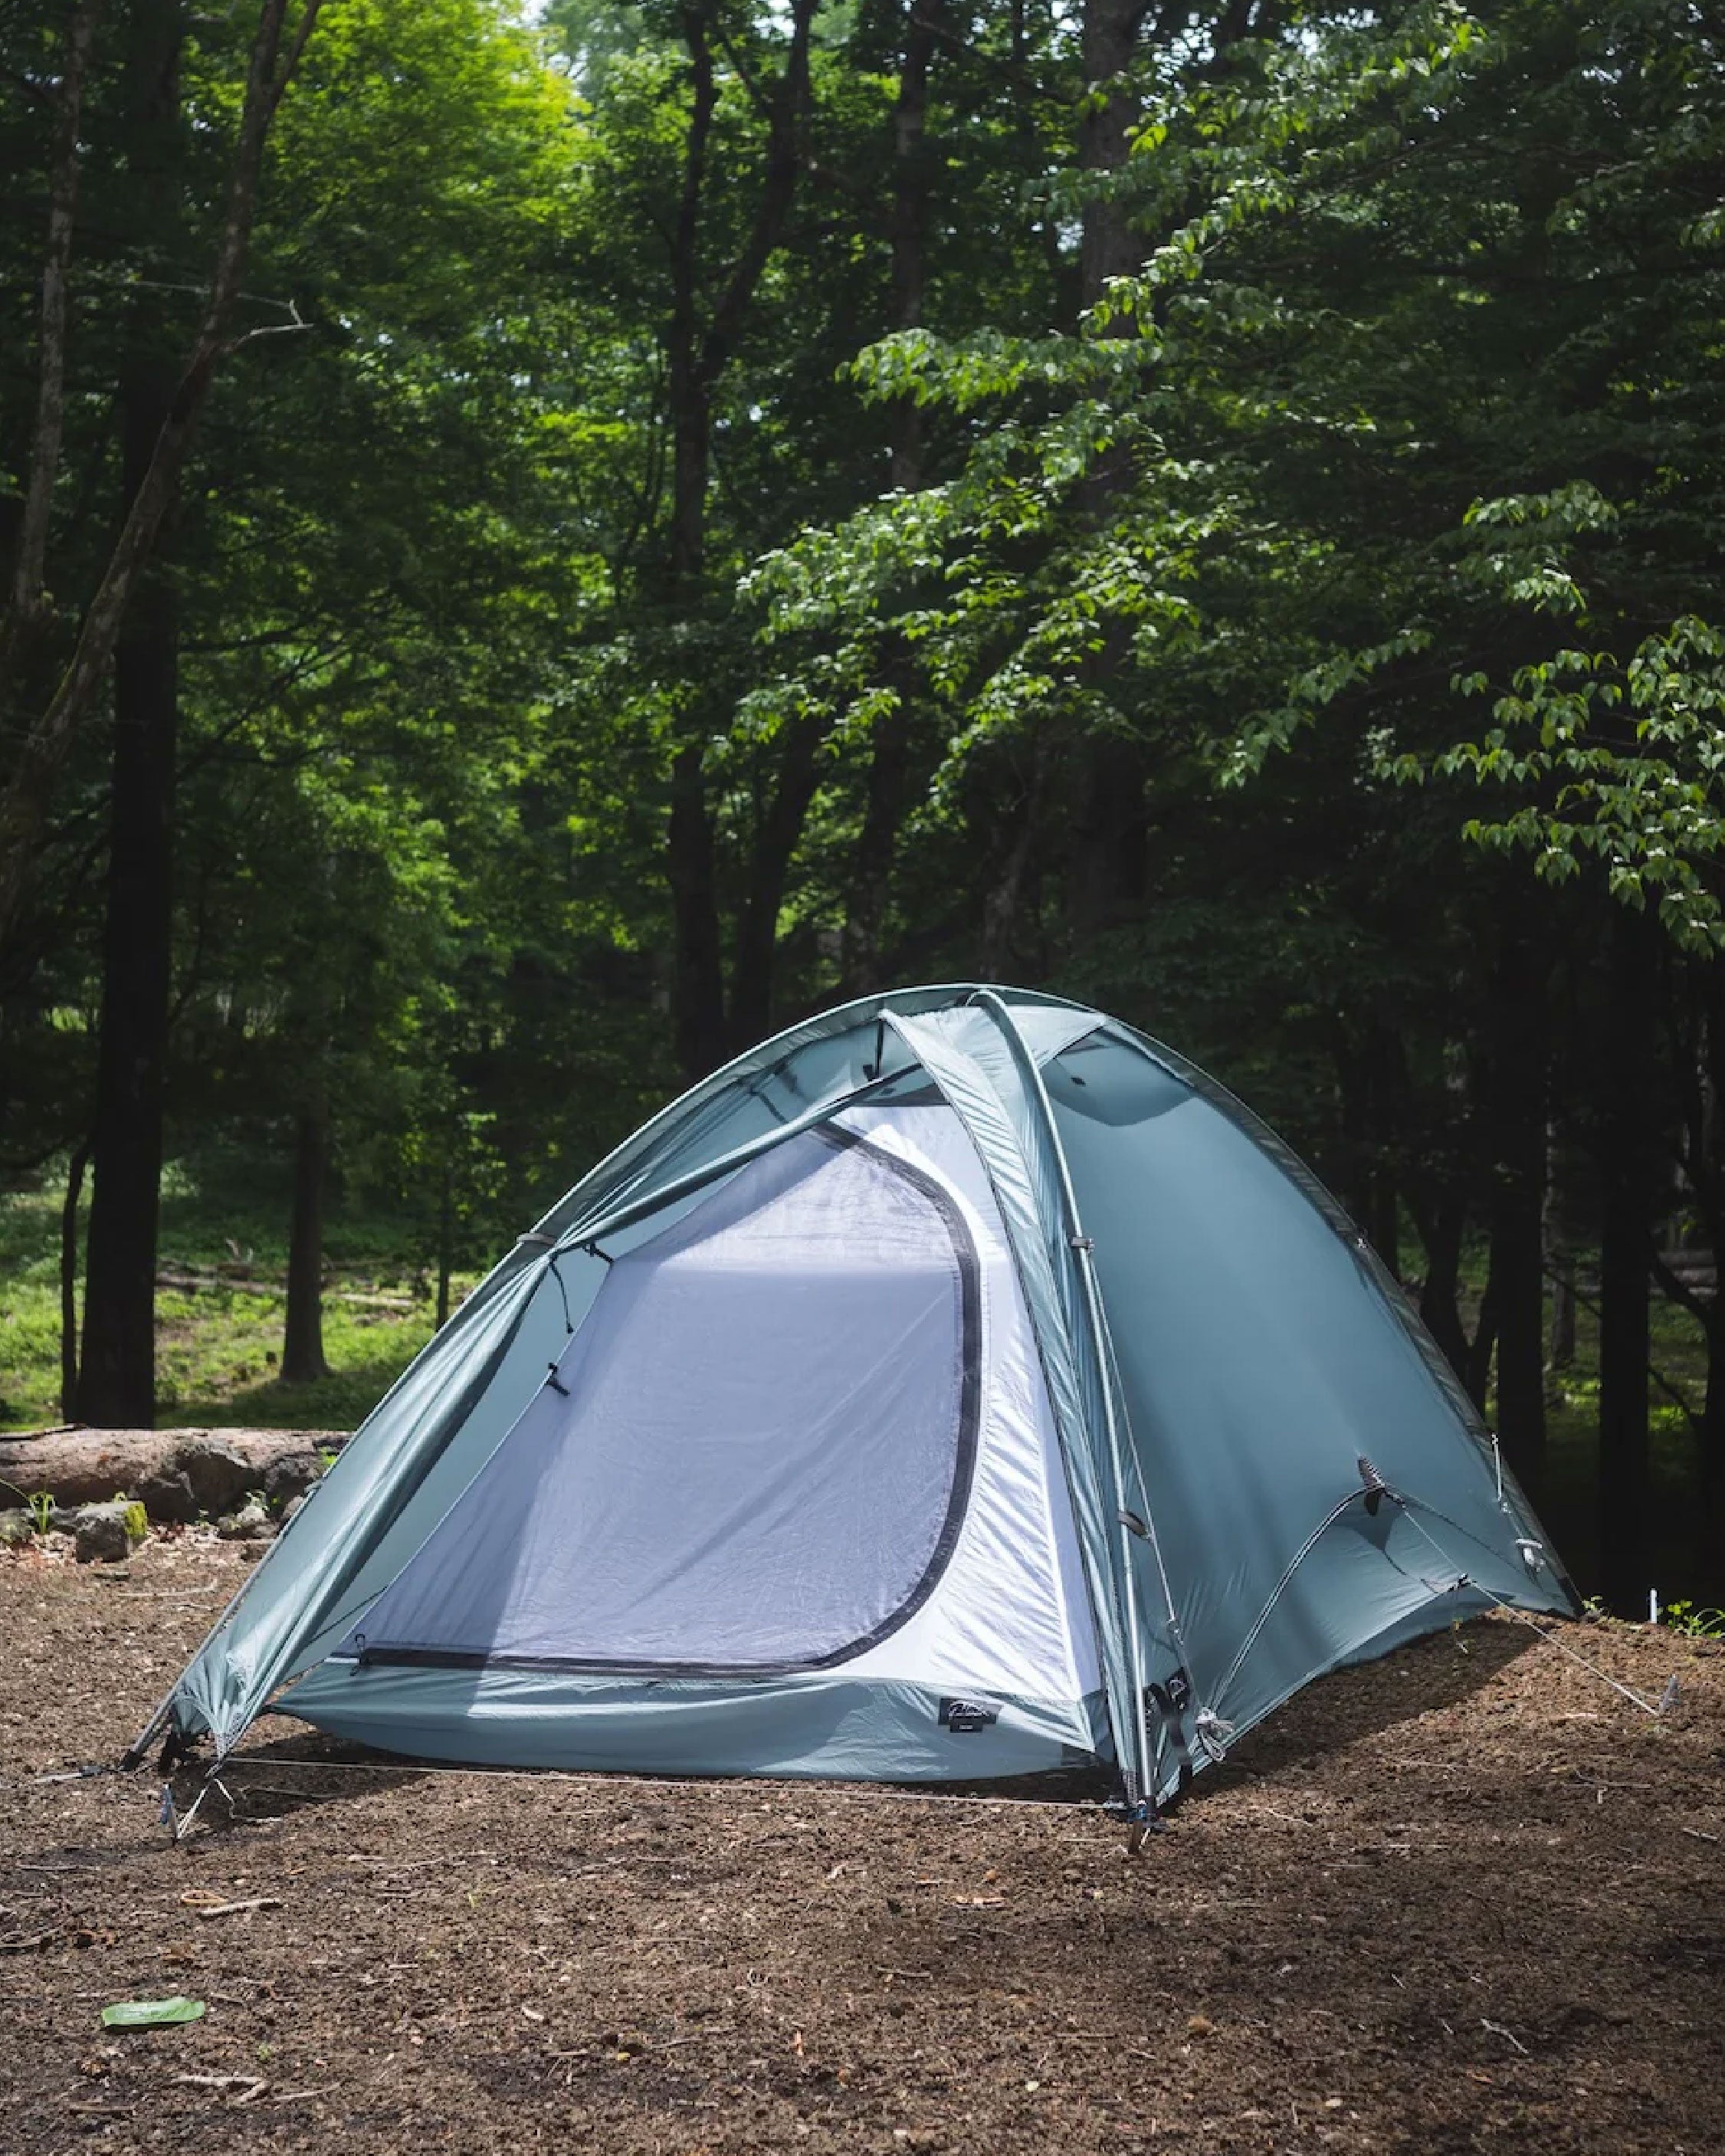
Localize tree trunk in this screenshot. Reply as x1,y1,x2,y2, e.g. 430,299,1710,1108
1068,0,1152,937
280,1099,330,1383
74,495,178,1426
59,1136,90,1417
1078,0,1147,306
5,0,103,640
841,0,943,994
1698,1314,1725,1594
1487,915,1547,1495
72,4,185,1431
1686,957,1725,1589
1464,1259,1500,1417
1544,1123,1578,1373
659,0,820,1078
0,0,323,950
1335,1022,1402,1279
436,1153,454,1331
667,740,730,1079
1597,905,1654,1613
730,718,828,1047
1409,1182,1471,1381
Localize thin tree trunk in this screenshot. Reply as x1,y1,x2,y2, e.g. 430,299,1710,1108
0,0,323,950
1698,1314,1725,1590
59,1136,90,1418
1687,958,1725,1586
730,717,828,1045
841,0,943,994
1068,0,1152,935
5,0,104,638
979,750,1045,976
1335,1025,1402,1278
1464,1261,1500,1417
1598,905,1654,1613
280,1100,330,1383
1409,1182,1471,1381
436,1153,454,1331
1488,915,1547,1494
1545,1124,1578,1372
667,740,730,1079
886,0,940,491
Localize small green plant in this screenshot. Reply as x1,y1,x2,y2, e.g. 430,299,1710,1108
1663,1600,1725,1639
316,1446,339,1474
0,1476,54,1534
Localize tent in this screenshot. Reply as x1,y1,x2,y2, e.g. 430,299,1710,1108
130,986,1575,1817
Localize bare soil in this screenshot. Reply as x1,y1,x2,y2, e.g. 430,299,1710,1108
2,1534,1722,2156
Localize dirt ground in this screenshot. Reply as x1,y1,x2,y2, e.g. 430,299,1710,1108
2,1536,1721,2156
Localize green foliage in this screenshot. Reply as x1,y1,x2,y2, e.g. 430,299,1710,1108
2,0,1723,1603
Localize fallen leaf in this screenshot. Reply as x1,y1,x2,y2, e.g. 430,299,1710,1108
101,1997,205,2030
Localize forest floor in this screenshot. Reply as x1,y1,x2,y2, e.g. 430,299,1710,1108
2,1536,1722,2156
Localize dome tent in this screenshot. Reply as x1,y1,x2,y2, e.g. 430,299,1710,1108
130,986,1575,1820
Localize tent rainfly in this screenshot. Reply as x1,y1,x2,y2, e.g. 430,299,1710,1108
129,987,1575,1824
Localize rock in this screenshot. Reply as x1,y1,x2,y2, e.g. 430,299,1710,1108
136,1469,198,1525
0,1509,37,1548
261,1448,325,1508
216,1501,274,1542
74,1501,144,1564
278,1491,307,1527
169,1437,255,1518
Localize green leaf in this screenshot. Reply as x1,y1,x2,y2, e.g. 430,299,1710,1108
100,1997,207,2030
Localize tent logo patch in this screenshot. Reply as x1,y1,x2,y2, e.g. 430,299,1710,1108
939,1697,998,1734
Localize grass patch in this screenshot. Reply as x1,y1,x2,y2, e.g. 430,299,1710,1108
0,1155,473,1434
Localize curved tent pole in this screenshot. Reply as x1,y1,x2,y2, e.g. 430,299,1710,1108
553,1065,907,1255
523,983,1098,1255
967,993,1160,1822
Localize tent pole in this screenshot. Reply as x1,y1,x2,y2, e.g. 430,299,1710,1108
971,992,1159,1831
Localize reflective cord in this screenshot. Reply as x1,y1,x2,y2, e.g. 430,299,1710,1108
1208,1490,1365,1715
1492,1606,1667,1718
1391,1505,1667,1718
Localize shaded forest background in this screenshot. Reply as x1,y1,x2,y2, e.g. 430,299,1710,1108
2,0,1723,1611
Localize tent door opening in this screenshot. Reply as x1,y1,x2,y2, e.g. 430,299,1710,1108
337,1123,982,1679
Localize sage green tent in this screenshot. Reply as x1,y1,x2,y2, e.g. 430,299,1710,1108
130,987,1574,1816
